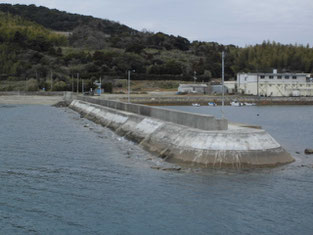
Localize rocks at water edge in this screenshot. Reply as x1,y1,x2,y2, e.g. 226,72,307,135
150,166,181,171
52,101,68,107
304,149,313,155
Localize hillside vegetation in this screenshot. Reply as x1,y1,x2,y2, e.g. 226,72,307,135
0,4,313,92
0,12,68,90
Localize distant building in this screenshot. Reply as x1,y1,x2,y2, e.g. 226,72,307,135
224,81,236,94
178,84,208,94
237,70,313,96
209,84,228,95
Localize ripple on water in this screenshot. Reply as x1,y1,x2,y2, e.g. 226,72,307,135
0,105,313,234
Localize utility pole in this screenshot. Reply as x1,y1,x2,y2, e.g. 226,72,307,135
127,70,135,103
256,66,259,97
222,51,225,119
71,74,74,92
128,70,130,103
193,71,197,83
100,76,102,96
50,70,53,91
82,79,84,94
257,73,259,97
77,73,79,94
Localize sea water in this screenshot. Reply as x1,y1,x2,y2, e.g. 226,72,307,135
0,104,312,234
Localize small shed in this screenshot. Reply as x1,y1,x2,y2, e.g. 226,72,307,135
178,84,208,94
224,81,236,94
209,85,228,95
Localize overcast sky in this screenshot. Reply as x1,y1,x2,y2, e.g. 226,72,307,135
1,0,313,47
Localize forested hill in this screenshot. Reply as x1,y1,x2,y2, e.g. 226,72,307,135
0,3,134,33
0,3,196,52
0,3,140,50
0,3,312,92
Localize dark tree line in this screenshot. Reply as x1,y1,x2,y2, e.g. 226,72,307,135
0,4,313,92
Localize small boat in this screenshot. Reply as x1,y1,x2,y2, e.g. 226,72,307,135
230,101,243,107
192,103,200,107
244,102,256,106
208,102,217,106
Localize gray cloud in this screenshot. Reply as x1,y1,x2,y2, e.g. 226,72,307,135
1,0,312,46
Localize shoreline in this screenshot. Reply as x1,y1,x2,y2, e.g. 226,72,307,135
1,92,313,106
99,94,313,106
0,95,63,105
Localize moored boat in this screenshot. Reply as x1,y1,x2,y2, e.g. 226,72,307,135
230,101,243,106
244,102,256,106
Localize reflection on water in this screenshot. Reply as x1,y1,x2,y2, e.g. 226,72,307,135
0,105,312,234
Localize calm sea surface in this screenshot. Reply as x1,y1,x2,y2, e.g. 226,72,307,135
0,104,313,234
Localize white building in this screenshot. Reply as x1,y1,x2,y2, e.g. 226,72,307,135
209,84,228,94
178,84,208,94
224,81,236,94
237,71,313,97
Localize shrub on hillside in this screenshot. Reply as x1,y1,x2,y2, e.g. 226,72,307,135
159,81,179,89
26,78,39,91
52,80,67,91
102,82,112,93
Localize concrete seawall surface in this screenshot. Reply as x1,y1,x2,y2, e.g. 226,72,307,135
69,99,294,168
76,96,227,131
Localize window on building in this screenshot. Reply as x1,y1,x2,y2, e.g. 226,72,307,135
292,76,297,79
285,75,289,79
277,75,282,79
269,75,273,79
260,75,265,79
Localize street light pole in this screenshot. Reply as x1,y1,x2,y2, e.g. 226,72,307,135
127,70,135,103
77,73,79,94
50,70,53,91
100,76,102,96
128,70,130,103
222,51,225,119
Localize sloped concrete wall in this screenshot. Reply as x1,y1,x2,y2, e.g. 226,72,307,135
77,96,227,131
69,100,294,168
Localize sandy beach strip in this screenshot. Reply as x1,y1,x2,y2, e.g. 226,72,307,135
0,96,63,105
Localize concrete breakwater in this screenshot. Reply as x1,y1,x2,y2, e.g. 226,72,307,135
68,97,294,168
75,96,227,131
